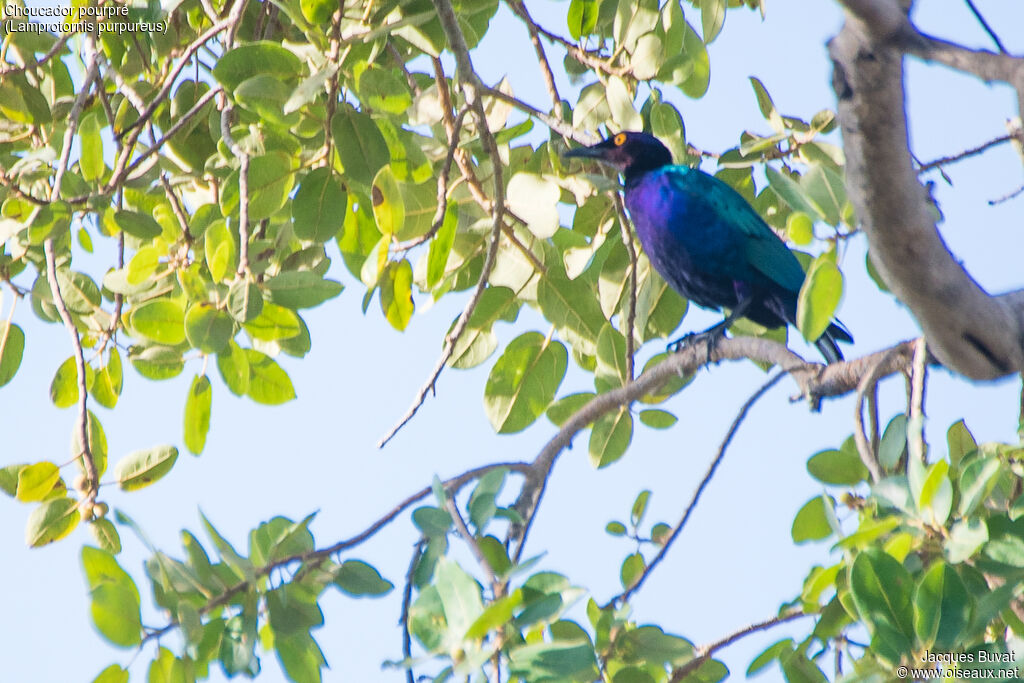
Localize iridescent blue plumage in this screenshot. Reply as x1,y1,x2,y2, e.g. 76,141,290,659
565,131,851,363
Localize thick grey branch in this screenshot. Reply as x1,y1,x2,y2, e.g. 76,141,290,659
830,0,1024,379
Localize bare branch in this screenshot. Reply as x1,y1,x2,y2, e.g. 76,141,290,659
510,336,920,562
669,609,809,682
218,101,250,275
142,461,530,647
506,0,562,113
963,0,1008,54
45,241,98,503
917,131,1022,173
443,495,498,593
830,1,1024,379
609,370,789,608
379,0,509,448
853,348,899,482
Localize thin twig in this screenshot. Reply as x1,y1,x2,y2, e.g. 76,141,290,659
393,106,471,252
989,182,1024,205
963,0,1008,54
379,3,508,448
609,371,789,607
908,337,928,464
400,538,426,683
669,609,809,682
917,132,1020,173
45,241,98,503
159,174,193,243
443,496,498,593
0,33,71,76
614,195,637,380
219,102,250,275
507,0,562,113
477,83,592,144
141,462,530,648
853,349,902,483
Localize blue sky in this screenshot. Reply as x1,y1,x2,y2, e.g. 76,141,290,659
2,1,1023,681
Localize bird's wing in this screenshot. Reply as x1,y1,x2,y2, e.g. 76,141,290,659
686,168,806,292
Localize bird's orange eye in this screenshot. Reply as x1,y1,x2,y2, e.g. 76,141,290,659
613,133,627,146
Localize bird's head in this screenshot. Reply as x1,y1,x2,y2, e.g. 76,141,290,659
563,131,673,177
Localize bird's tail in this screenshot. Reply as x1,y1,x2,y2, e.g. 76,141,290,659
814,320,853,364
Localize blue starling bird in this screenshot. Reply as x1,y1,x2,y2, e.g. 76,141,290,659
564,131,852,363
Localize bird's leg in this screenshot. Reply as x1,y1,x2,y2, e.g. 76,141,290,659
667,297,754,362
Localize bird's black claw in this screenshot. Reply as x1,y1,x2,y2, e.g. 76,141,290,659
667,328,725,363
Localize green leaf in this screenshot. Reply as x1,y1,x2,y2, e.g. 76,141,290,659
0,464,25,497
234,74,295,126
131,300,186,345
878,414,907,470
765,167,820,218
958,457,1001,517
184,374,212,455
91,348,123,409
537,267,606,357
606,76,642,130
0,322,25,387
244,302,300,341
80,111,105,182
227,278,263,323
547,392,595,427
90,518,122,555
16,461,60,502
220,152,294,221
848,549,914,664
567,0,598,39
508,641,597,681
292,168,346,243
204,220,236,283
331,106,391,189
914,561,970,651
112,210,162,240
217,340,251,396
620,552,644,590
680,20,710,98
631,490,651,527
791,495,834,543
638,409,677,429
82,546,142,647
434,558,484,638
276,632,325,683
595,323,628,391
91,664,129,683
606,521,627,536
357,66,413,116
130,345,184,380
947,419,977,466
244,349,296,404
749,77,784,133
185,303,233,354
114,445,179,491
213,41,302,91
631,33,663,81
412,506,452,537
426,205,458,290
264,271,344,310
508,173,560,239
371,164,404,239
786,211,815,247
26,497,79,546
379,259,414,331
50,355,95,408
945,518,988,564
334,560,394,597
796,256,842,343
484,332,568,433
589,406,633,468
806,448,868,485
73,410,108,479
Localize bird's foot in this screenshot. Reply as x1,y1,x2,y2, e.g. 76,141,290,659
667,328,726,364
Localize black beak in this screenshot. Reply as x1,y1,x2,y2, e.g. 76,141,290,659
563,144,607,161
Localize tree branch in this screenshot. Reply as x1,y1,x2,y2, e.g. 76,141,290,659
830,0,1024,379
669,609,809,682
608,370,789,608
509,336,920,562
378,0,509,448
